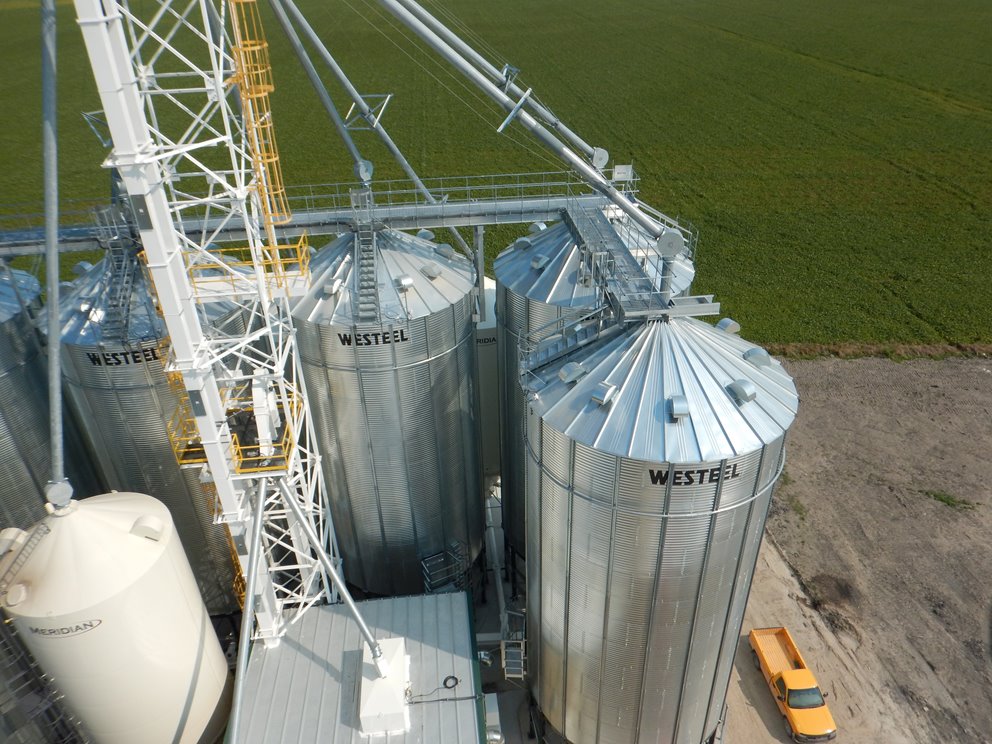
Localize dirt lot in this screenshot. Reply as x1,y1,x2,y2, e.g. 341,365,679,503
726,357,992,744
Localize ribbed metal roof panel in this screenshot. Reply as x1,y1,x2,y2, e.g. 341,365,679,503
294,229,475,326
494,219,695,308
528,318,798,463
494,222,599,308
0,269,40,324
238,593,481,744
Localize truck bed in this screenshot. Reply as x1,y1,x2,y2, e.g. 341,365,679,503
750,627,805,673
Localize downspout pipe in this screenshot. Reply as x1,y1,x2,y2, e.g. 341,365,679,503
274,0,473,258
393,0,598,163
375,0,666,241
277,480,389,679
42,0,72,508
268,0,370,184
228,477,269,743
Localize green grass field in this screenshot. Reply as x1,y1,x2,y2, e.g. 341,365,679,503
2,0,990,347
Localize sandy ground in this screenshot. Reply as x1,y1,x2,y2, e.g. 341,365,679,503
727,357,992,744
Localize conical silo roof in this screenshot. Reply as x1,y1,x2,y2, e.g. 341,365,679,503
0,269,40,323
294,229,475,325
525,317,798,463
46,255,164,345
494,217,695,306
494,222,600,308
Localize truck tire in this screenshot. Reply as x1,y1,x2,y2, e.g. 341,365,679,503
784,719,794,740
751,650,760,669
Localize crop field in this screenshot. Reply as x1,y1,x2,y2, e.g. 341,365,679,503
1,0,990,347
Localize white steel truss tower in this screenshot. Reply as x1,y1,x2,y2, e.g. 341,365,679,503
74,0,337,642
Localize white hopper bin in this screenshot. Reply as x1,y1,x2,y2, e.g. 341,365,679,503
0,491,231,744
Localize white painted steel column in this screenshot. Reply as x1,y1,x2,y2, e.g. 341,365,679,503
73,0,281,638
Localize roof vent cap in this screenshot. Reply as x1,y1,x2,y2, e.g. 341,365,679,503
743,347,772,367
528,222,547,234
514,237,533,250
558,362,587,384
416,229,435,241
727,379,757,405
717,318,741,334
669,395,689,420
420,262,442,280
531,255,550,271
435,244,456,260
592,382,617,406
323,278,343,296
395,275,415,292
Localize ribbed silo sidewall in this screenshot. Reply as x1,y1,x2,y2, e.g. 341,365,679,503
297,293,481,596
496,283,589,559
0,311,49,528
701,435,786,739
526,411,787,744
60,340,237,614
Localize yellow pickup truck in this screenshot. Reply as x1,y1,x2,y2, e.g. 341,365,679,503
749,627,837,742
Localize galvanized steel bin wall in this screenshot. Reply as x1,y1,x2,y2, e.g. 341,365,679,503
0,269,98,530
46,258,239,614
523,319,797,744
496,225,600,558
0,271,51,529
294,230,482,595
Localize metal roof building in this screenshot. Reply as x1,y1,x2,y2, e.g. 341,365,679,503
236,592,483,743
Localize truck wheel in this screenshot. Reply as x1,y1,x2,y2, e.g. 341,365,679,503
784,720,794,740
751,650,760,669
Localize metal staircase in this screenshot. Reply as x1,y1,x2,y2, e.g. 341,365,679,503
350,188,379,322
93,207,136,341
520,307,608,370
501,610,528,680
421,540,469,593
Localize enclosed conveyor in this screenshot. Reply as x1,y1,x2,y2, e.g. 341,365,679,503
39,254,241,614
294,227,483,595
522,316,798,744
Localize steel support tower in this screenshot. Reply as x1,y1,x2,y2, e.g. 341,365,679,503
73,0,336,643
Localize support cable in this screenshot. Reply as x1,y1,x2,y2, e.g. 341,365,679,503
313,0,561,171
274,0,474,258
375,0,666,239
267,0,369,183
394,0,599,163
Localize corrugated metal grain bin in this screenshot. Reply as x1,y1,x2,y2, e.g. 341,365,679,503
38,255,239,614
495,218,694,558
0,268,98,530
523,317,798,744
294,229,482,595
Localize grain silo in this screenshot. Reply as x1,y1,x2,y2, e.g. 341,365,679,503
39,253,240,615
0,492,231,744
495,211,695,559
522,316,798,744
0,267,99,531
293,227,482,596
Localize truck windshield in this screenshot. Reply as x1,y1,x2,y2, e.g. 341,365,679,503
788,687,825,709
